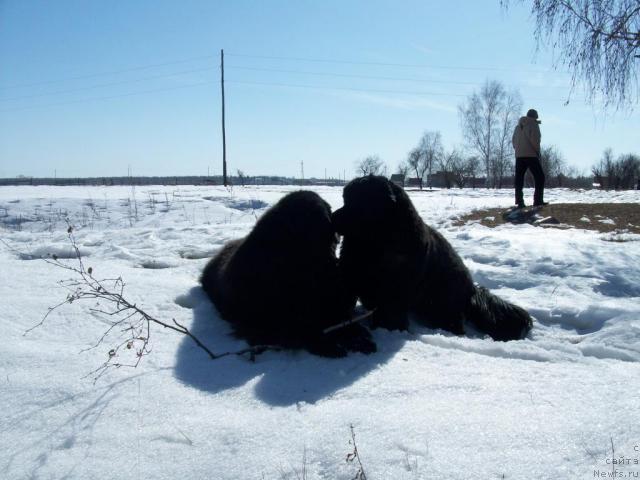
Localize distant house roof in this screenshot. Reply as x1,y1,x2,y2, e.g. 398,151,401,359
389,174,405,186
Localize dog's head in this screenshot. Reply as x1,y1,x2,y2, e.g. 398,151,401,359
332,175,399,236
253,190,338,250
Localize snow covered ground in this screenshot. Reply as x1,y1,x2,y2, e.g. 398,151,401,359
1,184,639,479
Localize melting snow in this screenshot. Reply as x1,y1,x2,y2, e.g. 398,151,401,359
1,185,639,479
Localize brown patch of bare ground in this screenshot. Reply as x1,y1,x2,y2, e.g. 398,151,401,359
453,203,640,236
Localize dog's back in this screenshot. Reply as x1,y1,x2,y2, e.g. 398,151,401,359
335,175,532,340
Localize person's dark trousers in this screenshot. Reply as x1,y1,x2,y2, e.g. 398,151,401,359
515,156,545,206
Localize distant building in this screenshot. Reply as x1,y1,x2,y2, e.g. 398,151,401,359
427,171,454,188
406,177,422,188
389,174,405,188
468,176,487,188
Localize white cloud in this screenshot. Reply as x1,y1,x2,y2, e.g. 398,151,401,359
332,91,457,113
410,42,437,56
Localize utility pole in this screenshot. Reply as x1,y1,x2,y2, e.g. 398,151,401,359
221,49,228,187
300,161,304,183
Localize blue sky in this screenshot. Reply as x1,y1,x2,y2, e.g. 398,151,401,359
0,0,638,179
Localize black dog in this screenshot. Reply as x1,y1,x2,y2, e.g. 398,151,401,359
332,176,532,341
201,190,376,357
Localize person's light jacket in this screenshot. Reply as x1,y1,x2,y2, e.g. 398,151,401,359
512,116,541,158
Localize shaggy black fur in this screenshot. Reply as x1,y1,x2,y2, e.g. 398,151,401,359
332,176,532,341
200,190,376,357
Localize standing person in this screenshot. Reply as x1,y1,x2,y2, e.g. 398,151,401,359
512,108,546,208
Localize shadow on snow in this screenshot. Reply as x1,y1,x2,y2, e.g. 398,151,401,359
173,287,406,407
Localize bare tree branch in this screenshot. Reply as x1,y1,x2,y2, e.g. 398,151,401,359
459,80,522,187
355,155,387,176
346,424,368,480
15,224,283,381
5,224,371,381
503,0,640,109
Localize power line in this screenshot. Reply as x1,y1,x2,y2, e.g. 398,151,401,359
226,52,558,74
227,64,572,89
0,80,215,113
0,66,216,103
0,52,577,112
0,62,569,105
227,65,481,86
227,80,469,97
0,54,216,90
0,76,575,113
226,79,571,101
0,51,566,95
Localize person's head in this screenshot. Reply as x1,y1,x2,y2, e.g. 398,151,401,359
526,109,541,124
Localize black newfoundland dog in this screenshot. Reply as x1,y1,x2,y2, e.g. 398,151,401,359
332,176,532,341
200,190,376,357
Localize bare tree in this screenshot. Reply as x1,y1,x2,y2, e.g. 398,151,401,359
465,155,482,188
458,80,522,188
557,165,594,188
539,145,568,186
593,148,640,188
503,0,640,109
494,89,523,187
355,155,387,176
617,152,640,188
447,152,483,188
450,152,469,188
406,147,427,189
418,130,444,189
396,161,411,178
236,169,247,187
439,148,464,188
592,148,616,188
591,148,613,188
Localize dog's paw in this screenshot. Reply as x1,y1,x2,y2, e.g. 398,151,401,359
333,324,377,354
371,309,409,331
306,338,349,358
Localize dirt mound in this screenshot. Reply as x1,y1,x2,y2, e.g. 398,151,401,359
454,203,640,235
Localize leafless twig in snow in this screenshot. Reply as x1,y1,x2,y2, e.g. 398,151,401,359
22,223,281,382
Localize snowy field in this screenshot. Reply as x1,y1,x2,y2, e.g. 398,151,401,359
1,184,639,480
